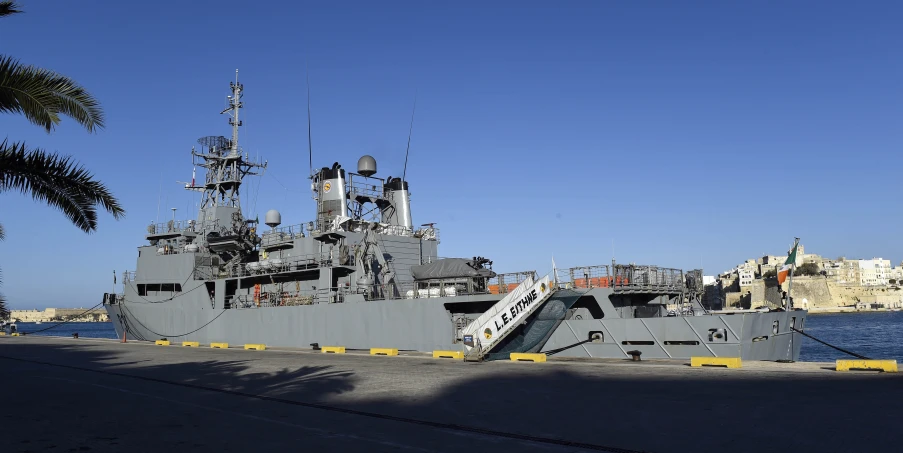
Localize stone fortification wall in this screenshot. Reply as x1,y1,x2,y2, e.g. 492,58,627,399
725,280,784,309
774,277,901,309
821,281,902,308
9,308,109,322
720,276,903,310
783,277,833,308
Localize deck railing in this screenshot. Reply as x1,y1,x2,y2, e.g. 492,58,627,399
488,271,537,294
556,264,686,293
196,251,340,280
260,223,306,247
146,219,195,235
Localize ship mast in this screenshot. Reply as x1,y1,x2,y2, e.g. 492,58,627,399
225,69,242,158
187,70,266,214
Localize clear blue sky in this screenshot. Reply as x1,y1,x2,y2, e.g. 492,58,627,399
2,1,901,309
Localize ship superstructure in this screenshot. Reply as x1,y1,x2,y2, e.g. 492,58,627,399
103,74,807,361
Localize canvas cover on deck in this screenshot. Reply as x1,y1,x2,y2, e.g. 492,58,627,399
410,258,497,281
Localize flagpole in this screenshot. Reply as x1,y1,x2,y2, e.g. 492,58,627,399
786,237,799,362
787,238,799,310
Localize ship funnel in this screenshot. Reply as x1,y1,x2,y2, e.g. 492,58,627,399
381,176,412,230
315,162,348,231
358,155,377,177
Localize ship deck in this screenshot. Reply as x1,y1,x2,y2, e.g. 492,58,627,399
1,335,899,453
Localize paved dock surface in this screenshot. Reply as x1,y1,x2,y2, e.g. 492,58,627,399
0,336,899,453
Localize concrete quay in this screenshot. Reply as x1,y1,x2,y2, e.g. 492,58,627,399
0,336,899,453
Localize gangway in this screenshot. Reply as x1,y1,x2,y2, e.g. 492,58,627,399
461,274,556,361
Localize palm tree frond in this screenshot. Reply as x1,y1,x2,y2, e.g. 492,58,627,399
0,140,125,233
0,2,21,18
0,55,105,133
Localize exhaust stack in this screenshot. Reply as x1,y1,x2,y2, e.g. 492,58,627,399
381,176,412,230
315,162,348,231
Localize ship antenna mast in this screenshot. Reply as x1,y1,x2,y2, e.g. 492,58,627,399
226,69,242,157
306,61,314,177
402,90,417,182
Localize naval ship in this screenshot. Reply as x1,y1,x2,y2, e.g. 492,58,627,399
102,74,807,361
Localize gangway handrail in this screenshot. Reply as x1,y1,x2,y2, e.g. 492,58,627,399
461,271,557,360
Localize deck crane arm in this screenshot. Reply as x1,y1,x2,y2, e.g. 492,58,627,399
354,224,397,297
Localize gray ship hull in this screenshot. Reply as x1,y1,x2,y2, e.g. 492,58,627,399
104,293,805,361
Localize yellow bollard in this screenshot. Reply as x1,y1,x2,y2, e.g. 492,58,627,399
510,353,547,362
690,357,742,368
836,360,897,373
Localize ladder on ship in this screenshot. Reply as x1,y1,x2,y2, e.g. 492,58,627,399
461,274,557,361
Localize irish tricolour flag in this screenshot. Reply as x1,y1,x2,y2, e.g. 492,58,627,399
777,239,800,285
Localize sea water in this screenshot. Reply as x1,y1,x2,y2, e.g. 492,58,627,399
16,321,118,339
799,311,903,362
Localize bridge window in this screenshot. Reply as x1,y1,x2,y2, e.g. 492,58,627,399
137,283,182,297
161,283,182,293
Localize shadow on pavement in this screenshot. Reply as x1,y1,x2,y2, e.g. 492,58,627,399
0,338,899,453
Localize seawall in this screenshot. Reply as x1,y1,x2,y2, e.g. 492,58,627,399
725,276,903,311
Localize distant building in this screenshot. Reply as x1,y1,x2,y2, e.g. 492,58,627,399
738,265,754,287
800,253,823,265
726,245,899,287
890,264,903,284
824,259,860,285
858,258,891,287
9,307,109,323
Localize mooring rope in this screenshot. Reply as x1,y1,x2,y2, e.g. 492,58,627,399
791,327,871,360
15,302,104,335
